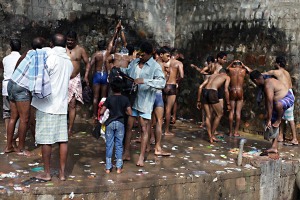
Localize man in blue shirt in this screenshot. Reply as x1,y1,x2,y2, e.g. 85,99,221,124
121,41,166,166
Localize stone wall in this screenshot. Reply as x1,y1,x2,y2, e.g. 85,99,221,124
1,0,300,133
175,0,300,133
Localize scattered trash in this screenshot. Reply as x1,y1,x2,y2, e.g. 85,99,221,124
220,155,227,159
244,164,256,169
172,146,178,150
99,161,105,164
28,163,39,166
188,147,194,150
9,161,13,165
215,171,226,174
69,192,75,199
31,167,44,172
0,172,18,178
192,171,207,177
213,177,218,182
210,159,228,166
204,153,215,157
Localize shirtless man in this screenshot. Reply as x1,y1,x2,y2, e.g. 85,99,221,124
191,56,215,128
66,30,91,136
151,46,170,155
250,70,294,153
226,60,247,137
90,22,121,120
163,48,184,135
262,56,298,145
197,71,231,143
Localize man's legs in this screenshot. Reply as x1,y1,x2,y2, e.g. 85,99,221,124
171,99,177,124
272,102,284,127
29,106,36,142
228,100,236,136
289,120,298,144
92,84,101,121
59,142,68,180
164,95,176,135
36,144,52,181
122,116,135,161
234,100,243,137
105,122,114,172
68,97,76,137
136,117,150,167
15,100,31,155
211,101,224,140
5,101,19,153
203,104,213,143
154,107,164,155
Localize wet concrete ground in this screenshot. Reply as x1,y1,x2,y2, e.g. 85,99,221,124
0,118,299,197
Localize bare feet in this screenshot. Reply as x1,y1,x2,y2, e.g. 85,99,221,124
277,135,284,142
59,171,66,181
154,150,171,156
68,130,73,137
36,173,51,181
209,137,220,144
164,132,175,136
136,156,144,167
105,169,112,174
122,152,131,161
4,147,16,153
117,168,122,174
149,138,155,145
233,132,241,137
266,148,278,154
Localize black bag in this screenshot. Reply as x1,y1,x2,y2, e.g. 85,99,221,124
92,123,101,140
82,82,93,104
110,67,138,106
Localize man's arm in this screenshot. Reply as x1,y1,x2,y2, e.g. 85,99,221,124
197,79,208,109
262,70,277,76
200,66,210,75
107,21,121,54
0,61,3,72
241,62,253,73
224,76,231,110
178,61,184,80
135,66,166,89
264,82,274,128
190,64,202,73
81,47,91,85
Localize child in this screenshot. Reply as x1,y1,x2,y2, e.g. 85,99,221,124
100,76,132,174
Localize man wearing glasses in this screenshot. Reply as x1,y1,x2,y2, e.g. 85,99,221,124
120,41,166,167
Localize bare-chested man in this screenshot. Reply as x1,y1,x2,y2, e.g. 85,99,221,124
90,22,121,120
163,48,184,135
197,71,231,143
151,46,170,156
192,56,215,128
262,56,298,145
226,60,247,137
250,70,294,153
66,30,91,136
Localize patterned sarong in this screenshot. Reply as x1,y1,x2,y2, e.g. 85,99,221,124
68,73,84,104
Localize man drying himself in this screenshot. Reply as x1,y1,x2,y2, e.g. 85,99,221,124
250,70,294,154
226,60,247,137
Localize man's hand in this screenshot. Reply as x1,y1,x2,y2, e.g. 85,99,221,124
227,104,231,111
266,120,272,130
134,78,144,84
197,102,201,110
190,64,197,69
84,77,89,86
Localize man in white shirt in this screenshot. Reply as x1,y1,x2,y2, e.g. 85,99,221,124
0,39,21,152
31,34,73,181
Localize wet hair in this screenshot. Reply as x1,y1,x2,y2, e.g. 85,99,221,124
97,40,106,50
217,52,227,59
127,44,134,55
250,70,262,82
31,37,46,49
10,39,21,51
110,76,123,93
171,48,180,56
140,41,153,54
66,30,77,40
275,56,286,68
159,46,171,54
206,56,215,63
52,34,66,47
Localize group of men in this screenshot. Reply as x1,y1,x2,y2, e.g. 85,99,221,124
192,52,298,154
0,20,185,176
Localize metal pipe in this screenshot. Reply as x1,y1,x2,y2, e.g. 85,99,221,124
237,138,247,166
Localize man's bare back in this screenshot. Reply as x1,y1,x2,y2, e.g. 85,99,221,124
264,68,292,89
228,64,247,100
90,50,108,73
265,78,289,101
205,73,230,91
108,53,133,68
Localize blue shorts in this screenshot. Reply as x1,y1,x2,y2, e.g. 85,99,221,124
153,92,164,108
7,80,31,102
93,71,108,85
131,109,151,120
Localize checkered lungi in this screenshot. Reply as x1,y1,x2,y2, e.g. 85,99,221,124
68,73,84,104
282,89,295,121
35,110,68,144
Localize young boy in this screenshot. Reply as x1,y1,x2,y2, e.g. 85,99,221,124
100,76,132,173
